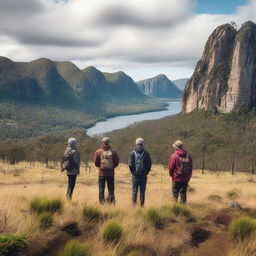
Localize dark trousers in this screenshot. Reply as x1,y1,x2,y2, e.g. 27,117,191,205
172,181,188,204
98,176,115,204
67,175,77,199
132,176,147,207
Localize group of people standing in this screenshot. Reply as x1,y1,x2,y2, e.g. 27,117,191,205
61,136,193,206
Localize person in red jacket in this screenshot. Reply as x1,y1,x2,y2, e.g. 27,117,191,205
168,140,193,204
94,137,119,204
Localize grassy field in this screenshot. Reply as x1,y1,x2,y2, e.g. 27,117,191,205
1,162,256,255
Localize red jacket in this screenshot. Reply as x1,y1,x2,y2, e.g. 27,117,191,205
94,144,119,177
168,148,193,182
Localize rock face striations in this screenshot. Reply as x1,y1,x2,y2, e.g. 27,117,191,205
137,74,182,98
182,21,256,113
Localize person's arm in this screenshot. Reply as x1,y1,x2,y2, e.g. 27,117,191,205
128,151,135,174
168,154,176,177
146,152,152,174
94,150,101,167
189,155,193,177
72,150,80,167
113,151,119,168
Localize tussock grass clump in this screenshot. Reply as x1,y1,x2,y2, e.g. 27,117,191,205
143,208,162,228
38,212,53,230
82,206,102,222
0,234,29,256
171,204,191,217
227,189,240,199
30,197,63,214
230,216,256,240
102,221,123,244
59,240,91,256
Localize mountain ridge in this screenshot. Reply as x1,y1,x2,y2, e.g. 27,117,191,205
137,74,182,98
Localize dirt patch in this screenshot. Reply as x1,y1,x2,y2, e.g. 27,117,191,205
28,232,69,256
214,213,231,225
191,228,211,247
208,195,222,203
118,244,157,256
61,222,81,236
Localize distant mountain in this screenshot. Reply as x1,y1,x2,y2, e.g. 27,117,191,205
172,78,189,91
0,57,165,139
137,74,182,98
0,57,145,103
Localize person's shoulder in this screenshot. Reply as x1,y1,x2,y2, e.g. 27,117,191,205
95,148,102,154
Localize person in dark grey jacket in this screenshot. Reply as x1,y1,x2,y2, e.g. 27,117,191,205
63,138,80,199
128,138,151,207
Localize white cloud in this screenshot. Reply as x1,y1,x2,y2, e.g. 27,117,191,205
0,0,255,80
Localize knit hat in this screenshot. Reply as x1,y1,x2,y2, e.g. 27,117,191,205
135,137,144,145
68,138,77,148
101,137,110,145
172,140,183,149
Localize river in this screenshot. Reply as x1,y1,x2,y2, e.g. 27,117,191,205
86,101,181,136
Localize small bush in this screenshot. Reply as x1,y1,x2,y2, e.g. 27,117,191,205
0,234,29,256
227,189,240,199
102,221,123,244
30,197,63,214
59,240,91,256
230,216,256,240
82,206,102,222
171,204,191,217
49,198,63,213
38,213,53,230
143,208,162,228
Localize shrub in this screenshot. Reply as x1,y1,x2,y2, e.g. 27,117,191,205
59,240,91,256
82,206,102,222
0,234,29,256
230,216,256,240
171,204,191,217
102,221,123,244
227,189,240,199
38,213,53,230
30,197,63,214
143,208,162,228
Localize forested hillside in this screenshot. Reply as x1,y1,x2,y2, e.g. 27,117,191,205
2,108,256,174
105,108,256,173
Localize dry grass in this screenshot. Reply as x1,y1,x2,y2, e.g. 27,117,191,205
0,161,256,255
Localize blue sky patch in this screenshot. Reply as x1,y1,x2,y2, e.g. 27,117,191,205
194,0,248,14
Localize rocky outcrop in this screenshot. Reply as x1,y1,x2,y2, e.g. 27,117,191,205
137,74,182,98
182,21,256,113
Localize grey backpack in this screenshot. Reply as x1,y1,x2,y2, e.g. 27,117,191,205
177,155,191,177
61,149,74,172
134,150,146,175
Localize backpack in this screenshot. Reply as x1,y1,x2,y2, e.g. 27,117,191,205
134,150,146,175
177,154,191,177
100,150,113,170
61,150,74,172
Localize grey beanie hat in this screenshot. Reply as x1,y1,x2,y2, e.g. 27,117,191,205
68,138,77,148
101,137,110,145
135,137,144,145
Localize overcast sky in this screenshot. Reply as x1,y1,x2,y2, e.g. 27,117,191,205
0,0,255,81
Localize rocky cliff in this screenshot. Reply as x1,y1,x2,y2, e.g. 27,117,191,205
137,74,182,98
182,21,256,113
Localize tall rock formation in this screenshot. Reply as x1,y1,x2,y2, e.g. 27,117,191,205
182,21,256,113
137,74,182,98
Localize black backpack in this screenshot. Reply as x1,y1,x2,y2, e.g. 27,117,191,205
61,150,74,172
177,155,191,177
134,150,146,175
